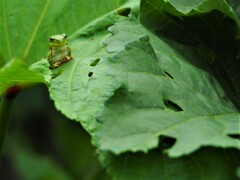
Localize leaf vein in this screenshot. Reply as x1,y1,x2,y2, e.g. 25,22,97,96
23,0,51,61
2,0,12,58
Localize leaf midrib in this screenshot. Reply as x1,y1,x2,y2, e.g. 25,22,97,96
22,0,52,61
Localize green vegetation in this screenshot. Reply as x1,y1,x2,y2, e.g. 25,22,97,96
0,0,240,179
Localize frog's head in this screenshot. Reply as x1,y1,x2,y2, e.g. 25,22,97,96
49,33,67,47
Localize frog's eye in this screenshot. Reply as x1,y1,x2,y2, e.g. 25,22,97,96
49,38,54,42
64,34,67,39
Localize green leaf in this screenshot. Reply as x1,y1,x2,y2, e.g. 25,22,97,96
25,1,240,179
101,147,240,180
48,1,139,134
140,0,240,23
163,0,239,21
96,20,240,157
0,59,45,96
44,0,240,157
140,0,240,106
0,0,127,64
49,22,119,134
140,0,240,47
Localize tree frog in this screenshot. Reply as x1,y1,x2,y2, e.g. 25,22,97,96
47,33,72,68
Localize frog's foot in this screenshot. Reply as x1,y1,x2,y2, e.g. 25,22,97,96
53,61,62,68
52,57,72,68
61,56,73,63
65,56,73,61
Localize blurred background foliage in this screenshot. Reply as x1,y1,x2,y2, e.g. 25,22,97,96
1,85,110,180
1,0,240,179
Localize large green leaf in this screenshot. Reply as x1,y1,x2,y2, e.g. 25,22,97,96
0,0,129,96
27,0,240,179
43,0,240,156
0,0,127,64
95,20,240,157
48,1,139,134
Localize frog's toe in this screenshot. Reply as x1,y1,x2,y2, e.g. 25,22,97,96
66,56,72,61
53,61,62,68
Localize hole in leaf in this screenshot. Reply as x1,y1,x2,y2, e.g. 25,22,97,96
163,99,183,112
164,71,174,79
88,72,93,77
117,7,131,17
90,58,100,67
228,134,240,140
158,136,176,150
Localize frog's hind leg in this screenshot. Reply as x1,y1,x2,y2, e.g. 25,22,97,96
47,52,55,69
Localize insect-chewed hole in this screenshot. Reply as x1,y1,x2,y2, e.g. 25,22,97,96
164,71,174,79
228,134,240,140
88,72,93,77
163,99,183,112
117,7,131,17
158,136,176,150
90,58,100,66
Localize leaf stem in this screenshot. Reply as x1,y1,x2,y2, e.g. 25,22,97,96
0,96,13,156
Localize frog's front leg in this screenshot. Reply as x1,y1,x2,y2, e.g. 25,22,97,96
47,51,55,69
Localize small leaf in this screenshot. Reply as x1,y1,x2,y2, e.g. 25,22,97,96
0,59,45,96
